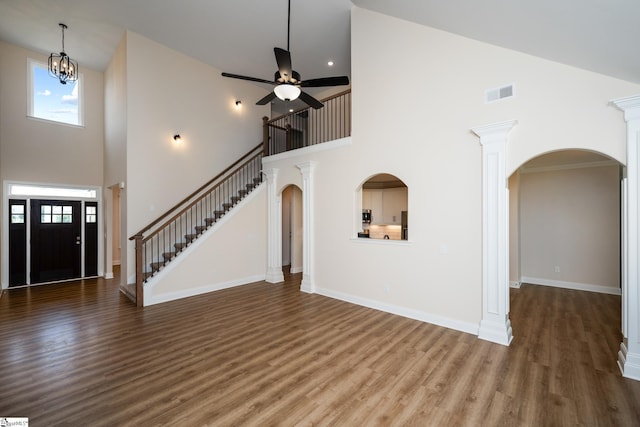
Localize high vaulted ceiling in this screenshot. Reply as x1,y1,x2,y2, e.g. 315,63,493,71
0,0,638,92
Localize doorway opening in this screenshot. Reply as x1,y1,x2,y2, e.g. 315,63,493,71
281,184,303,274
508,149,622,366
509,150,621,294
3,182,102,288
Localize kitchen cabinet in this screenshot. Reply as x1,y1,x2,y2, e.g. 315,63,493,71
363,188,407,225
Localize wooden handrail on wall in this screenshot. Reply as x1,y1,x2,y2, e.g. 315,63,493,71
263,89,351,156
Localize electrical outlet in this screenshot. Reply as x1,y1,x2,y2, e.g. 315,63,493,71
554,266,560,273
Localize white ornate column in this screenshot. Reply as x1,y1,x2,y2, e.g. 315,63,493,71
264,168,284,283
296,161,317,293
612,95,640,380
471,120,517,346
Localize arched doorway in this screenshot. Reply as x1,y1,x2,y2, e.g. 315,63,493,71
282,185,303,274
509,150,622,295
473,104,640,381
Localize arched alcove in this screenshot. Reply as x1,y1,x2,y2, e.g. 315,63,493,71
358,173,408,240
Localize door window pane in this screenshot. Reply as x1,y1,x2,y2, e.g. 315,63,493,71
41,205,52,223
86,205,97,223
41,205,73,223
11,205,25,224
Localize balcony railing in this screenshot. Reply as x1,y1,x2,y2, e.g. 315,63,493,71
263,89,351,156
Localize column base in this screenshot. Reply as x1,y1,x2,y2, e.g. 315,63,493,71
265,268,284,284
478,318,513,346
618,342,640,381
300,275,314,293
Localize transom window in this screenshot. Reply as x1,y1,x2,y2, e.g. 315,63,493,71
41,205,73,224
28,59,83,126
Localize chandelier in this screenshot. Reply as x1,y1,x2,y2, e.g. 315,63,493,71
48,23,78,85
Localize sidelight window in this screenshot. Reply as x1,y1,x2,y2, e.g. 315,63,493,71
86,206,97,223
11,205,25,224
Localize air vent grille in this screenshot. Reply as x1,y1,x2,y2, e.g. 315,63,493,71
485,83,515,104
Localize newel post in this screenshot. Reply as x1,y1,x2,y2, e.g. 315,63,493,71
262,116,270,157
471,120,518,346
132,233,144,307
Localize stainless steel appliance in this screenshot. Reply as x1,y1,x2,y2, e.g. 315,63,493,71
401,211,408,240
362,209,371,223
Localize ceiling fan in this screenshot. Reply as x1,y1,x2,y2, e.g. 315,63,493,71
221,0,349,109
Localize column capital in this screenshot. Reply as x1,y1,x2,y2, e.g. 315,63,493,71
296,161,318,177
611,95,640,122
263,167,279,182
471,120,518,146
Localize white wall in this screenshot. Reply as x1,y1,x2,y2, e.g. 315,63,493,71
0,41,104,185
1,40,104,285
258,8,640,333
120,31,270,283
146,185,267,305
519,164,620,292
104,34,128,283
508,172,521,285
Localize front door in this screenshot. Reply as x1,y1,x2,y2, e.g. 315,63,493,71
30,199,81,283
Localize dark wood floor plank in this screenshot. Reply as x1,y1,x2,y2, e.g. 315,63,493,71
1,275,640,426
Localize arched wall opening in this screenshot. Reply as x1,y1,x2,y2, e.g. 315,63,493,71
509,149,622,295
358,173,408,241
281,184,303,274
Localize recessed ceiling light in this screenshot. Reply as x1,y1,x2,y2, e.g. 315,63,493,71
327,61,334,66
289,109,294,112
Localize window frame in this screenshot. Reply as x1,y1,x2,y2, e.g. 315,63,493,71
27,58,84,127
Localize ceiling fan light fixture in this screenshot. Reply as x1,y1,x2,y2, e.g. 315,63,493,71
274,84,301,101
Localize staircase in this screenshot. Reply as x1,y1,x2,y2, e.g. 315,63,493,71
129,143,264,306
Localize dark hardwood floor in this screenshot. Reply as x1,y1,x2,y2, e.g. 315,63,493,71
1,272,639,426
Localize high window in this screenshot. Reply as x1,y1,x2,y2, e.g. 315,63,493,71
28,59,83,126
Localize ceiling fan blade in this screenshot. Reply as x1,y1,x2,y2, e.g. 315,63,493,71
299,91,324,109
256,92,277,105
300,76,350,87
274,47,293,82
221,72,275,85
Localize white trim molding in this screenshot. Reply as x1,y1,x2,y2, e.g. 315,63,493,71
471,120,518,346
264,168,285,283
520,276,621,296
296,161,317,293
612,94,640,380
315,286,479,336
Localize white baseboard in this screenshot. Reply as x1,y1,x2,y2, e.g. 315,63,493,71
290,266,303,274
509,281,521,289
104,272,114,280
520,276,621,295
146,274,265,306
314,286,479,336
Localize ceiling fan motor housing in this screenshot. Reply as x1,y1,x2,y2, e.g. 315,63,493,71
275,70,301,84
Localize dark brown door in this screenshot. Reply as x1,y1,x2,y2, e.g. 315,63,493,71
30,199,81,283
